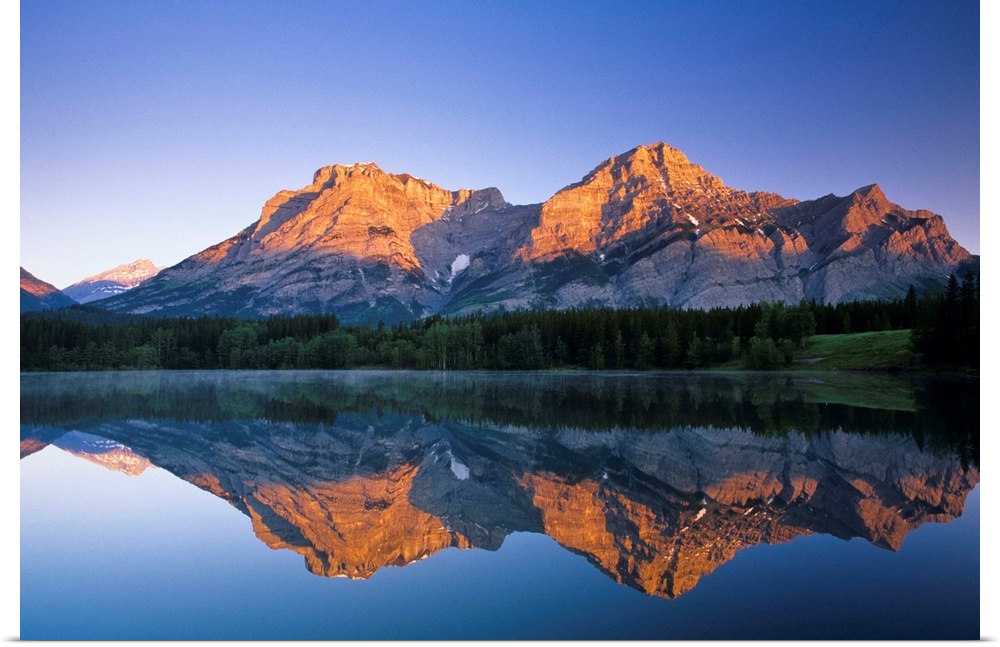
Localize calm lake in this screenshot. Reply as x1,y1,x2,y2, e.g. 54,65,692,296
20,370,980,640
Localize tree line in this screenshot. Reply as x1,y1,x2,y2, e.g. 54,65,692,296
912,271,979,367
20,273,978,372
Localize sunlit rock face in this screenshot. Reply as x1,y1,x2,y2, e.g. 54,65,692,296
101,143,975,323
517,142,793,262
20,267,77,313
508,143,971,310
104,163,512,323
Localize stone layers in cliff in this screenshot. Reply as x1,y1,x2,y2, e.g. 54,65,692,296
103,143,975,323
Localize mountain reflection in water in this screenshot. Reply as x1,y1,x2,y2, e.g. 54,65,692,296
21,371,979,599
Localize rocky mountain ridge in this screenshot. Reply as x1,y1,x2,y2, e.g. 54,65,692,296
99,143,975,323
20,267,77,312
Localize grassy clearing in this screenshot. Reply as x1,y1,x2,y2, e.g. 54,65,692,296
710,330,920,409
794,372,918,411
793,329,914,372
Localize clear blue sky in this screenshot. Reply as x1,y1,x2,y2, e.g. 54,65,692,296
20,0,982,288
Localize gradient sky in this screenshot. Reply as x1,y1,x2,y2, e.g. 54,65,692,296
19,0,982,289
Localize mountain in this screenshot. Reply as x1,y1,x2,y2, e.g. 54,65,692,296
103,143,975,323
20,267,77,313
62,259,163,304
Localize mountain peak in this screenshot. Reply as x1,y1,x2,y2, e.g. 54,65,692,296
62,259,163,304
630,141,692,163
854,183,887,202
69,259,163,287
308,162,390,190
517,142,739,262
836,182,898,225
603,141,724,192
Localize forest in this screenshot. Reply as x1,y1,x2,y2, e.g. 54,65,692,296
20,273,978,373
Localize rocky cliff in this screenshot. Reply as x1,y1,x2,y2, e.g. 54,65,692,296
101,143,975,323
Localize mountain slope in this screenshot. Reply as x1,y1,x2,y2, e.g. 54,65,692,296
458,143,972,313
62,259,163,304
103,143,975,322
106,164,512,322
20,267,77,313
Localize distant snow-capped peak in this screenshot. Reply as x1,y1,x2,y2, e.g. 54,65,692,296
62,259,164,304
71,258,164,287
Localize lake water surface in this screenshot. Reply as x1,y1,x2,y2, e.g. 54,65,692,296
20,370,980,639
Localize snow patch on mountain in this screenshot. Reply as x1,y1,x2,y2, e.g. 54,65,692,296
450,254,470,279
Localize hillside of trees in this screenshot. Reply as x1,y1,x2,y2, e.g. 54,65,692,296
20,273,978,372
